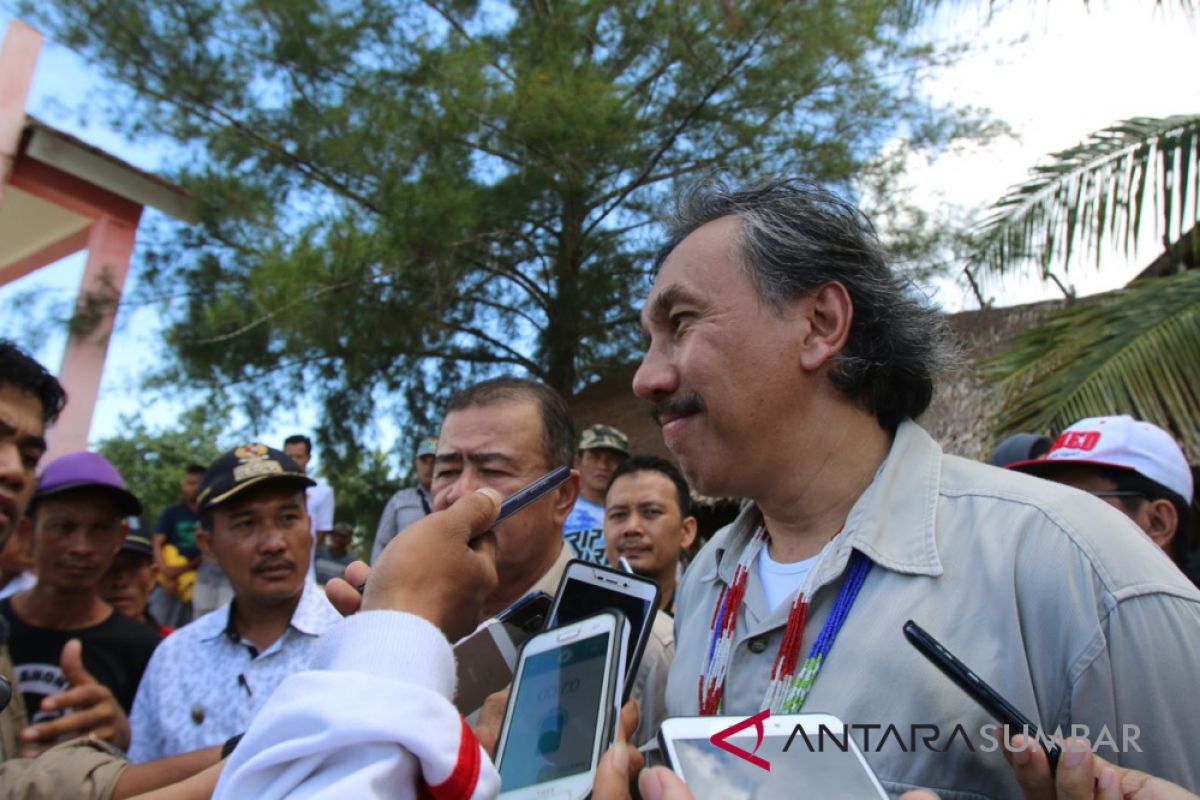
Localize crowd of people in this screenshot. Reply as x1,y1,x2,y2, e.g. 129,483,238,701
0,176,1198,799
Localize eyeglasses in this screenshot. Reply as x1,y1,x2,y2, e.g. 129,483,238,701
1088,491,1147,501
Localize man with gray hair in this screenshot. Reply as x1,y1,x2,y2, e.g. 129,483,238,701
636,179,1200,796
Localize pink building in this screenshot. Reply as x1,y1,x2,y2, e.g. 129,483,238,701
0,20,192,460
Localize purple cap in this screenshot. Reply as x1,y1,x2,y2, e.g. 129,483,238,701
34,451,142,516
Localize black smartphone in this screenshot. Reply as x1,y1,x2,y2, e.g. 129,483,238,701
453,592,552,716
903,620,1061,771
546,560,660,702
495,590,552,640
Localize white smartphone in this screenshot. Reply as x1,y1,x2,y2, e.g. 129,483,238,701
495,610,627,799
546,559,659,701
658,713,889,799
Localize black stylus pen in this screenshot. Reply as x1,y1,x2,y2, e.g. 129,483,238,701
904,620,1061,773
358,465,572,592
492,465,571,526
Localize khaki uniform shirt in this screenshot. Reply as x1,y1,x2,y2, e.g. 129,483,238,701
532,542,674,747
667,421,1200,798
0,738,126,799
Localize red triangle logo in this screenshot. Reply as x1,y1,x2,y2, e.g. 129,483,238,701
709,709,771,771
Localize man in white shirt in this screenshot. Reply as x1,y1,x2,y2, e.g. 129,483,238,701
1009,415,1198,587
129,443,341,762
214,488,701,800
282,434,335,583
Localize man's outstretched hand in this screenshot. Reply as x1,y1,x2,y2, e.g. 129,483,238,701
19,638,131,756
327,488,501,642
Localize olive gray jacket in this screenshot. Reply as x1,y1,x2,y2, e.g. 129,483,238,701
667,421,1200,798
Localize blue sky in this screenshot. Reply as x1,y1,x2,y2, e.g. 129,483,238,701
1,3,1197,467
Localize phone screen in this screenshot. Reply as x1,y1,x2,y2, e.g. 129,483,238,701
498,632,611,791
670,735,885,799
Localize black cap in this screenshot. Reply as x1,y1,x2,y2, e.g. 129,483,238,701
196,443,315,514
120,532,155,559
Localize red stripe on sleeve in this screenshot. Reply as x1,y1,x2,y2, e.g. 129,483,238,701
422,716,483,800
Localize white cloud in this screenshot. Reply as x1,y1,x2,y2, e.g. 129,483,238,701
911,2,1200,310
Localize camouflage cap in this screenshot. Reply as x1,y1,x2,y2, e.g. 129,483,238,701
578,424,629,455
416,436,438,457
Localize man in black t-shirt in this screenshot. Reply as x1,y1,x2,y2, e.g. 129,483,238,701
150,464,206,626
1,450,159,727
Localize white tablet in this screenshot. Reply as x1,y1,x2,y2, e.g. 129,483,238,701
659,713,888,799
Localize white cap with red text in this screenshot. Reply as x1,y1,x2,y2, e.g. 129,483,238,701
1009,415,1193,503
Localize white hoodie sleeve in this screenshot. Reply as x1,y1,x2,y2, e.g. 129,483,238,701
213,610,501,800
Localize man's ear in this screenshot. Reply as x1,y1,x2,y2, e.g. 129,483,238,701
797,282,853,373
1143,498,1178,551
553,470,582,523
196,527,214,558
680,516,699,551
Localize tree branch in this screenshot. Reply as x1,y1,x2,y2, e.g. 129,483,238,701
582,3,791,238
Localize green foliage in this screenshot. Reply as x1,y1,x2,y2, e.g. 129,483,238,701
95,405,232,524
981,270,1200,458
970,115,1200,281
95,404,402,554
25,0,985,453
972,108,1200,455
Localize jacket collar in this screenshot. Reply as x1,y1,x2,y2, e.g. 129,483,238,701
707,420,944,586
530,540,573,598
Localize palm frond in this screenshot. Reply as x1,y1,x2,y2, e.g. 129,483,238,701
981,270,1200,458
970,114,1200,279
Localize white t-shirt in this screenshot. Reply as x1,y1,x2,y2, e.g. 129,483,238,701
305,479,335,583
757,547,819,613
306,479,335,533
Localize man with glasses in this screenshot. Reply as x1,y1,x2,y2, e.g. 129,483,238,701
1010,415,1198,587
128,443,341,762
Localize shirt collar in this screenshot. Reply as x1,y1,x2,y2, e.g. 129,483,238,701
708,420,944,584
200,580,335,643
530,540,573,597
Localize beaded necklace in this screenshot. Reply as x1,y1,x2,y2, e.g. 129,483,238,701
698,526,872,716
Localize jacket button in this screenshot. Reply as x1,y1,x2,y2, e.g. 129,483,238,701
748,636,769,653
